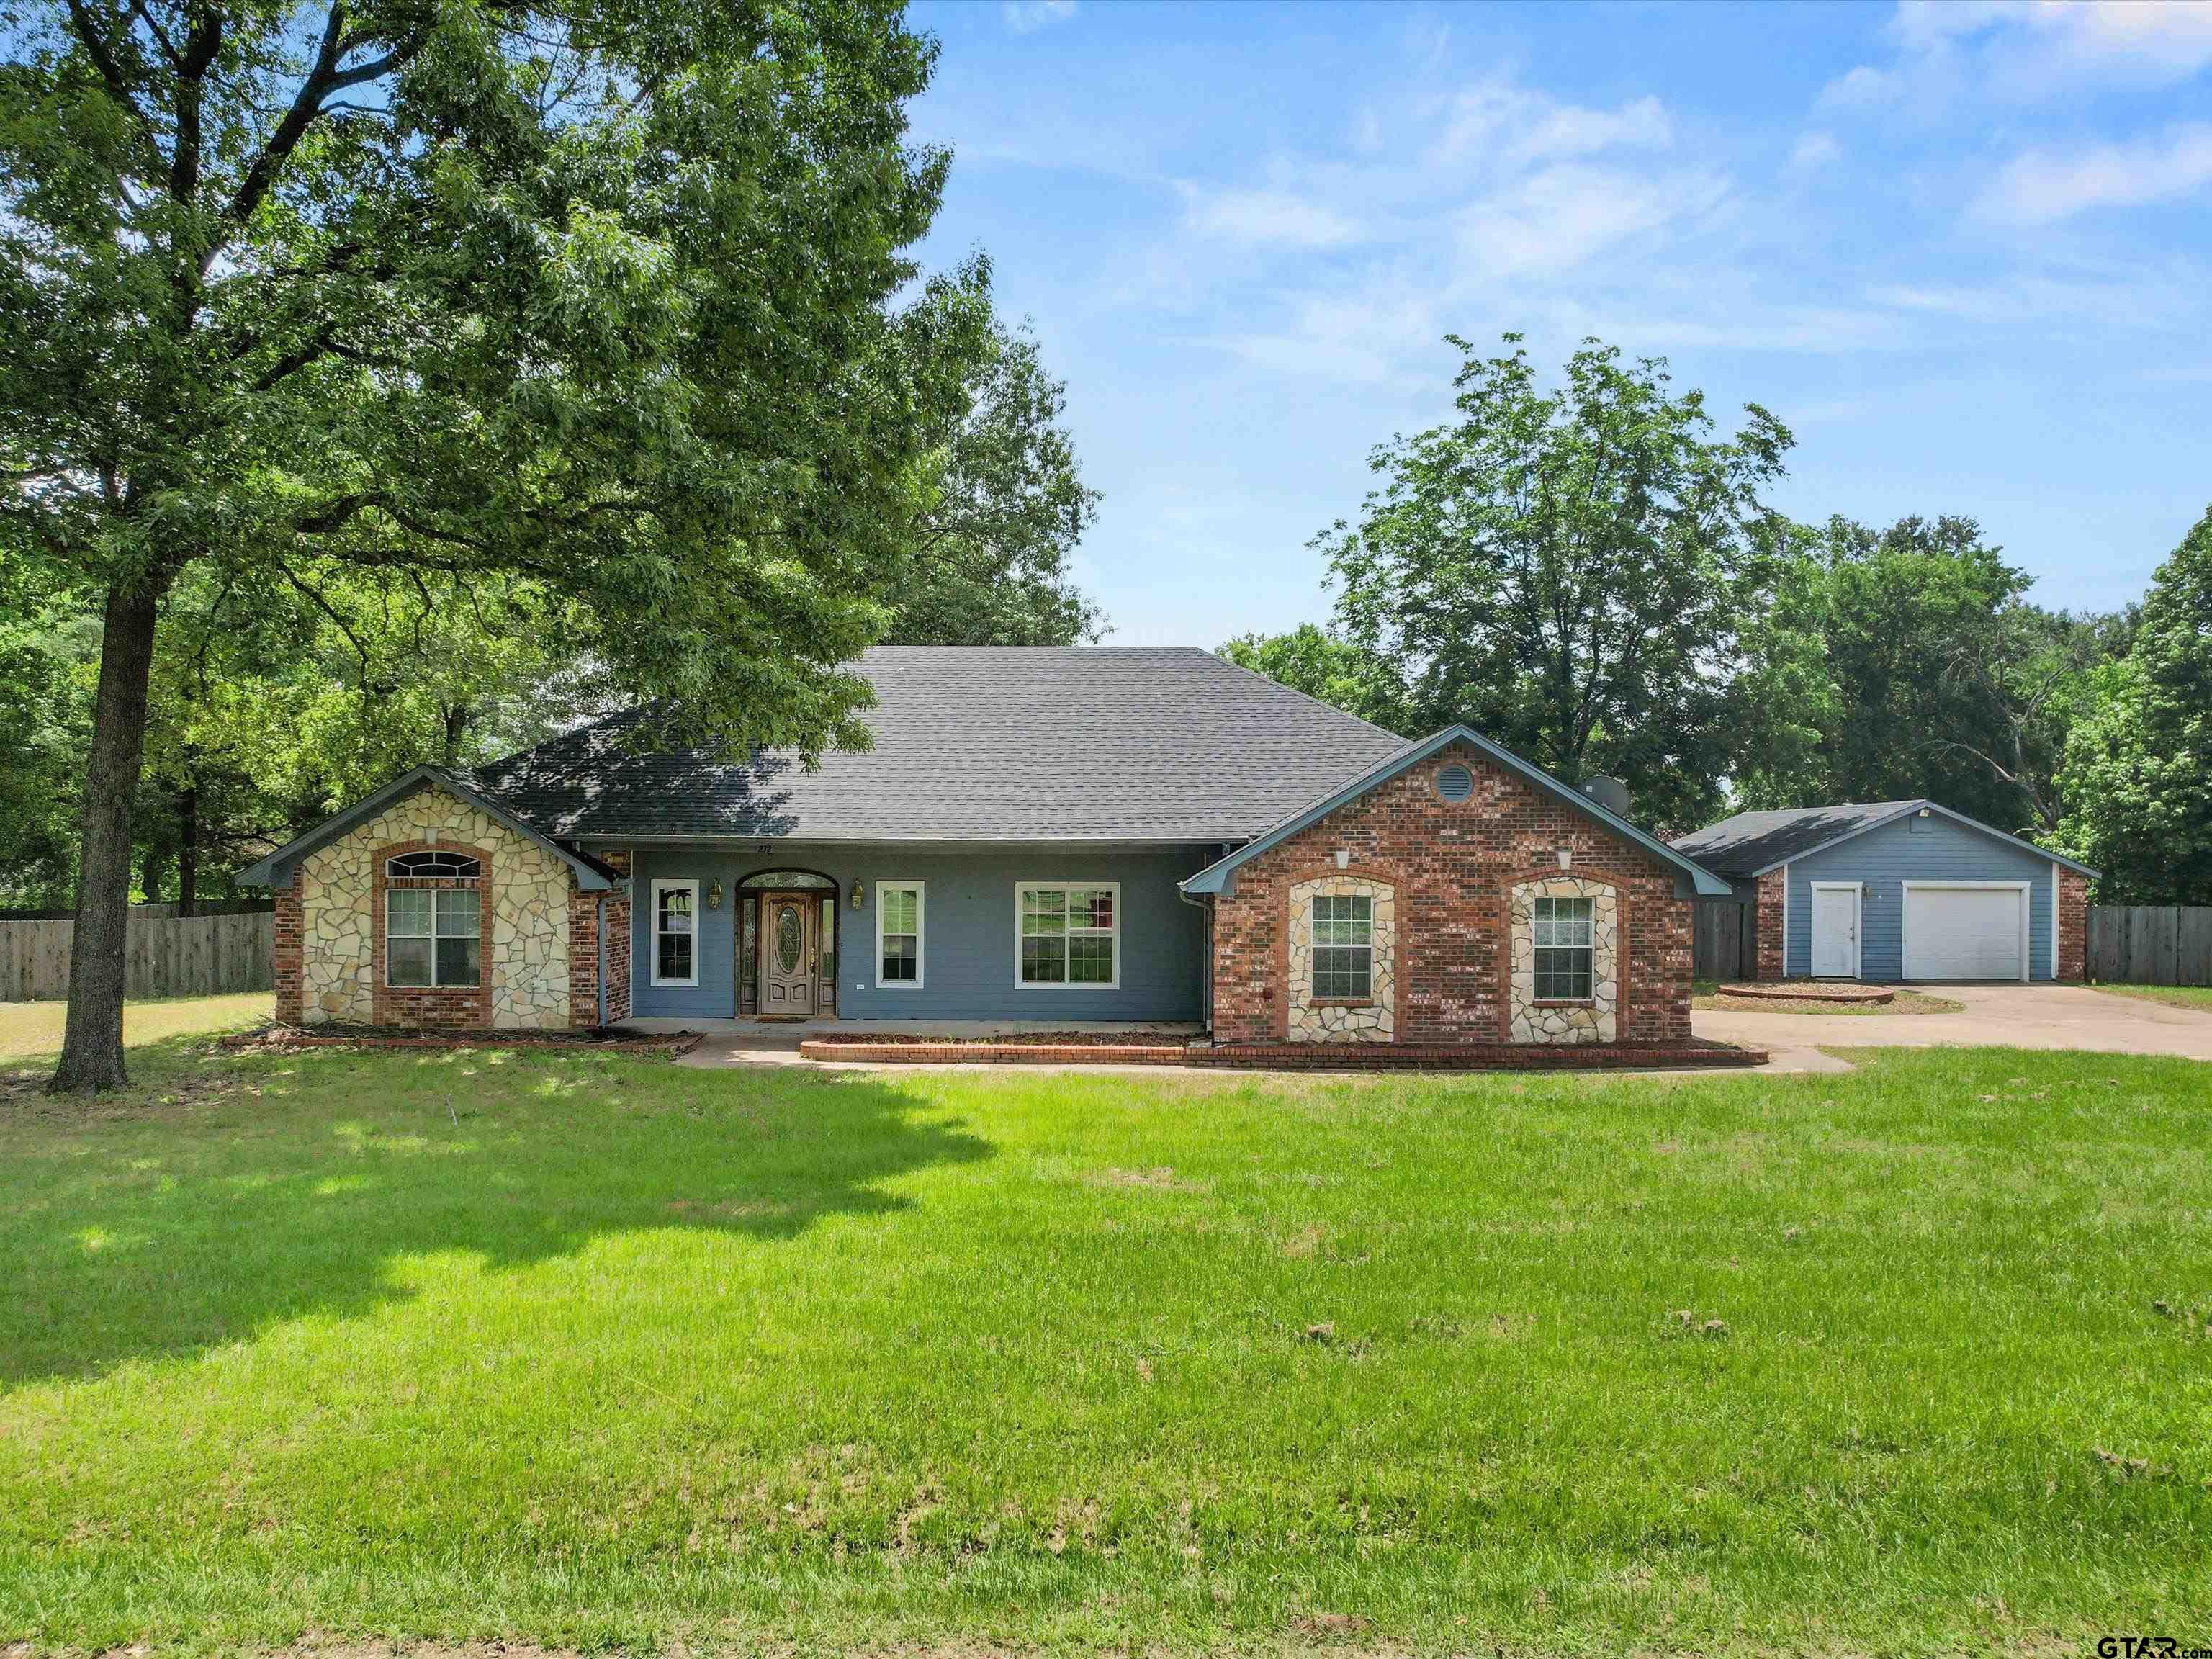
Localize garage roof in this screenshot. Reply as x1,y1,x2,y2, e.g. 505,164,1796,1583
1674,799,2099,879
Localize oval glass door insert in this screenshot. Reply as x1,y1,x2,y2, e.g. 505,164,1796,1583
775,904,803,974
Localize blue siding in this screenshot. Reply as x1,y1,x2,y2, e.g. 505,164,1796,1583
619,845,1210,1020
1784,813,2056,981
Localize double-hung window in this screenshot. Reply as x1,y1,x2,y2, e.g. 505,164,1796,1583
877,881,923,986
385,876,480,989
1017,884,1118,987
652,880,698,986
1532,894,1594,1001
1310,894,1372,999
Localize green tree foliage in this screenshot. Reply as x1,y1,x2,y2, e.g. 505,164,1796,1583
1217,624,1406,732
3,0,988,1089
2059,508,2212,904
889,321,1105,646
1317,335,1791,832
1732,516,2118,833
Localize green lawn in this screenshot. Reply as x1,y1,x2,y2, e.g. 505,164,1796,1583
4,1032,2209,1654
0,991,274,1061
2095,983,2212,1012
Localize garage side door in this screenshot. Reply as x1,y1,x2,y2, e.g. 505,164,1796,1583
1903,885,2025,981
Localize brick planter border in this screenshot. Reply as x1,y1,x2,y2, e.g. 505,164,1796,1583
1715,981,1894,1004
799,1037,1766,1071
1189,1040,1766,1071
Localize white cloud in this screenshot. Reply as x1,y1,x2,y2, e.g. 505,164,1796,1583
1002,0,1075,35
1896,0,2212,78
1460,164,1726,278
1977,122,2212,221
1181,185,1362,248
1817,63,1905,112
1791,131,1843,171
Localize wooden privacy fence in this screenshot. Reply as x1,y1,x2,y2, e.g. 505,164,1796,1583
2087,905,2212,986
0,907,274,1002
1694,898,1757,983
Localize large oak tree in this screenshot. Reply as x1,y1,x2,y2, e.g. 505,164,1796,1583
3,0,988,1090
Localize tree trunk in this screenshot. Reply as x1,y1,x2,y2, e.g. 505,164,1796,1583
50,575,166,1094
178,785,199,917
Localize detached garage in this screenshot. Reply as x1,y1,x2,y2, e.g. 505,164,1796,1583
1673,800,2098,984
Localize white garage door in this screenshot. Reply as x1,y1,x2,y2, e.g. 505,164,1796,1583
1902,884,2026,981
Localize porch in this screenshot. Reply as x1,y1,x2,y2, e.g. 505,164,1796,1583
622,1015,1206,1069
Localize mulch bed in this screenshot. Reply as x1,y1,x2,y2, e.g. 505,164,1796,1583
222,1025,706,1058
800,1039,1190,1066
1717,981,1895,1004
822,1029,1199,1046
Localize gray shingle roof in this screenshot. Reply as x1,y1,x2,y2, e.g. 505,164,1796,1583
468,647,1408,845
1671,803,1925,876
1675,799,2100,879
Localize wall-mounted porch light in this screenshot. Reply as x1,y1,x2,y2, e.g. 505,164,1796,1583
706,878,724,909
849,878,866,909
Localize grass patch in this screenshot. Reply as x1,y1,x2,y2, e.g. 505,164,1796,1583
0,991,273,1061
1694,987,1966,1015
2093,984,2212,1013
4,1035,2210,1653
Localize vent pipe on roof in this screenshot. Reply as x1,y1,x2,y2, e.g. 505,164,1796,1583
1580,775,1632,818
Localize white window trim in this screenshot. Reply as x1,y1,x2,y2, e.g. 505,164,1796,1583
649,878,701,987
384,886,480,989
874,879,925,990
1899,879,2031,984
1808,880,1864,981
1014,880,1122,991
1308,893,1375,1001
1529,892,1598,1004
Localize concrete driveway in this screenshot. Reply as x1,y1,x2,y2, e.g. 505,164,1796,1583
1695,982,2212,1073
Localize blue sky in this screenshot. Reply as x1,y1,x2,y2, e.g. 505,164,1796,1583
903,0,2212,647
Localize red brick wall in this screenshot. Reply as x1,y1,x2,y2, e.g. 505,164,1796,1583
1755,868,1786,981
568,895,601,1028
274,872,303,1024
599,852,632,1023
2058,869,2090,982
1210,743,1694,1047
371,841,493,1028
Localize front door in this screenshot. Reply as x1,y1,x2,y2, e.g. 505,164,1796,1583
1810,884,1859,979
760,893,816,1016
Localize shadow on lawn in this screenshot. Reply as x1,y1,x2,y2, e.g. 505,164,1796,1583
0,1045,989,1388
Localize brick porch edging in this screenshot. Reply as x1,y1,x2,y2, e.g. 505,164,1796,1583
799,1040,1189,1066
1188,1040,1767,1071
798,1038,1767,1071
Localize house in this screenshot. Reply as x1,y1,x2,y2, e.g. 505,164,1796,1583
239,647,1733,1057
1673,801,2098,984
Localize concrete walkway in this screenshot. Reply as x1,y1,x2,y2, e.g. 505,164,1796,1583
1694,981,2212,1073
631,1017,1205,1071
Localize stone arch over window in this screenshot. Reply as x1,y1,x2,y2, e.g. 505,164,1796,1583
1509,876,1619,1043
1285,874,1395,1043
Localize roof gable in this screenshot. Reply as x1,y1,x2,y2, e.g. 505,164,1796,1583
235,768,614,890
1180,726,1733,898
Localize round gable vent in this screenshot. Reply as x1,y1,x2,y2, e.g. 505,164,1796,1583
1436,763,1475,802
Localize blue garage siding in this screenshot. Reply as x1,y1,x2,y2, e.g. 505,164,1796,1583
1784,813,2055,981
616,845,1211,1020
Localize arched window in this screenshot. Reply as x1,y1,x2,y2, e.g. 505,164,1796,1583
737,869,837,891
387,850,481,881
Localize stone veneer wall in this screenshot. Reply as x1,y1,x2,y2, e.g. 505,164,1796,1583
1755,868,1786,981
1210,742,1694,1047
1283,874,1395,1041
1508,876,1618,1043
297,786,572,1028
2058,868,2090,982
